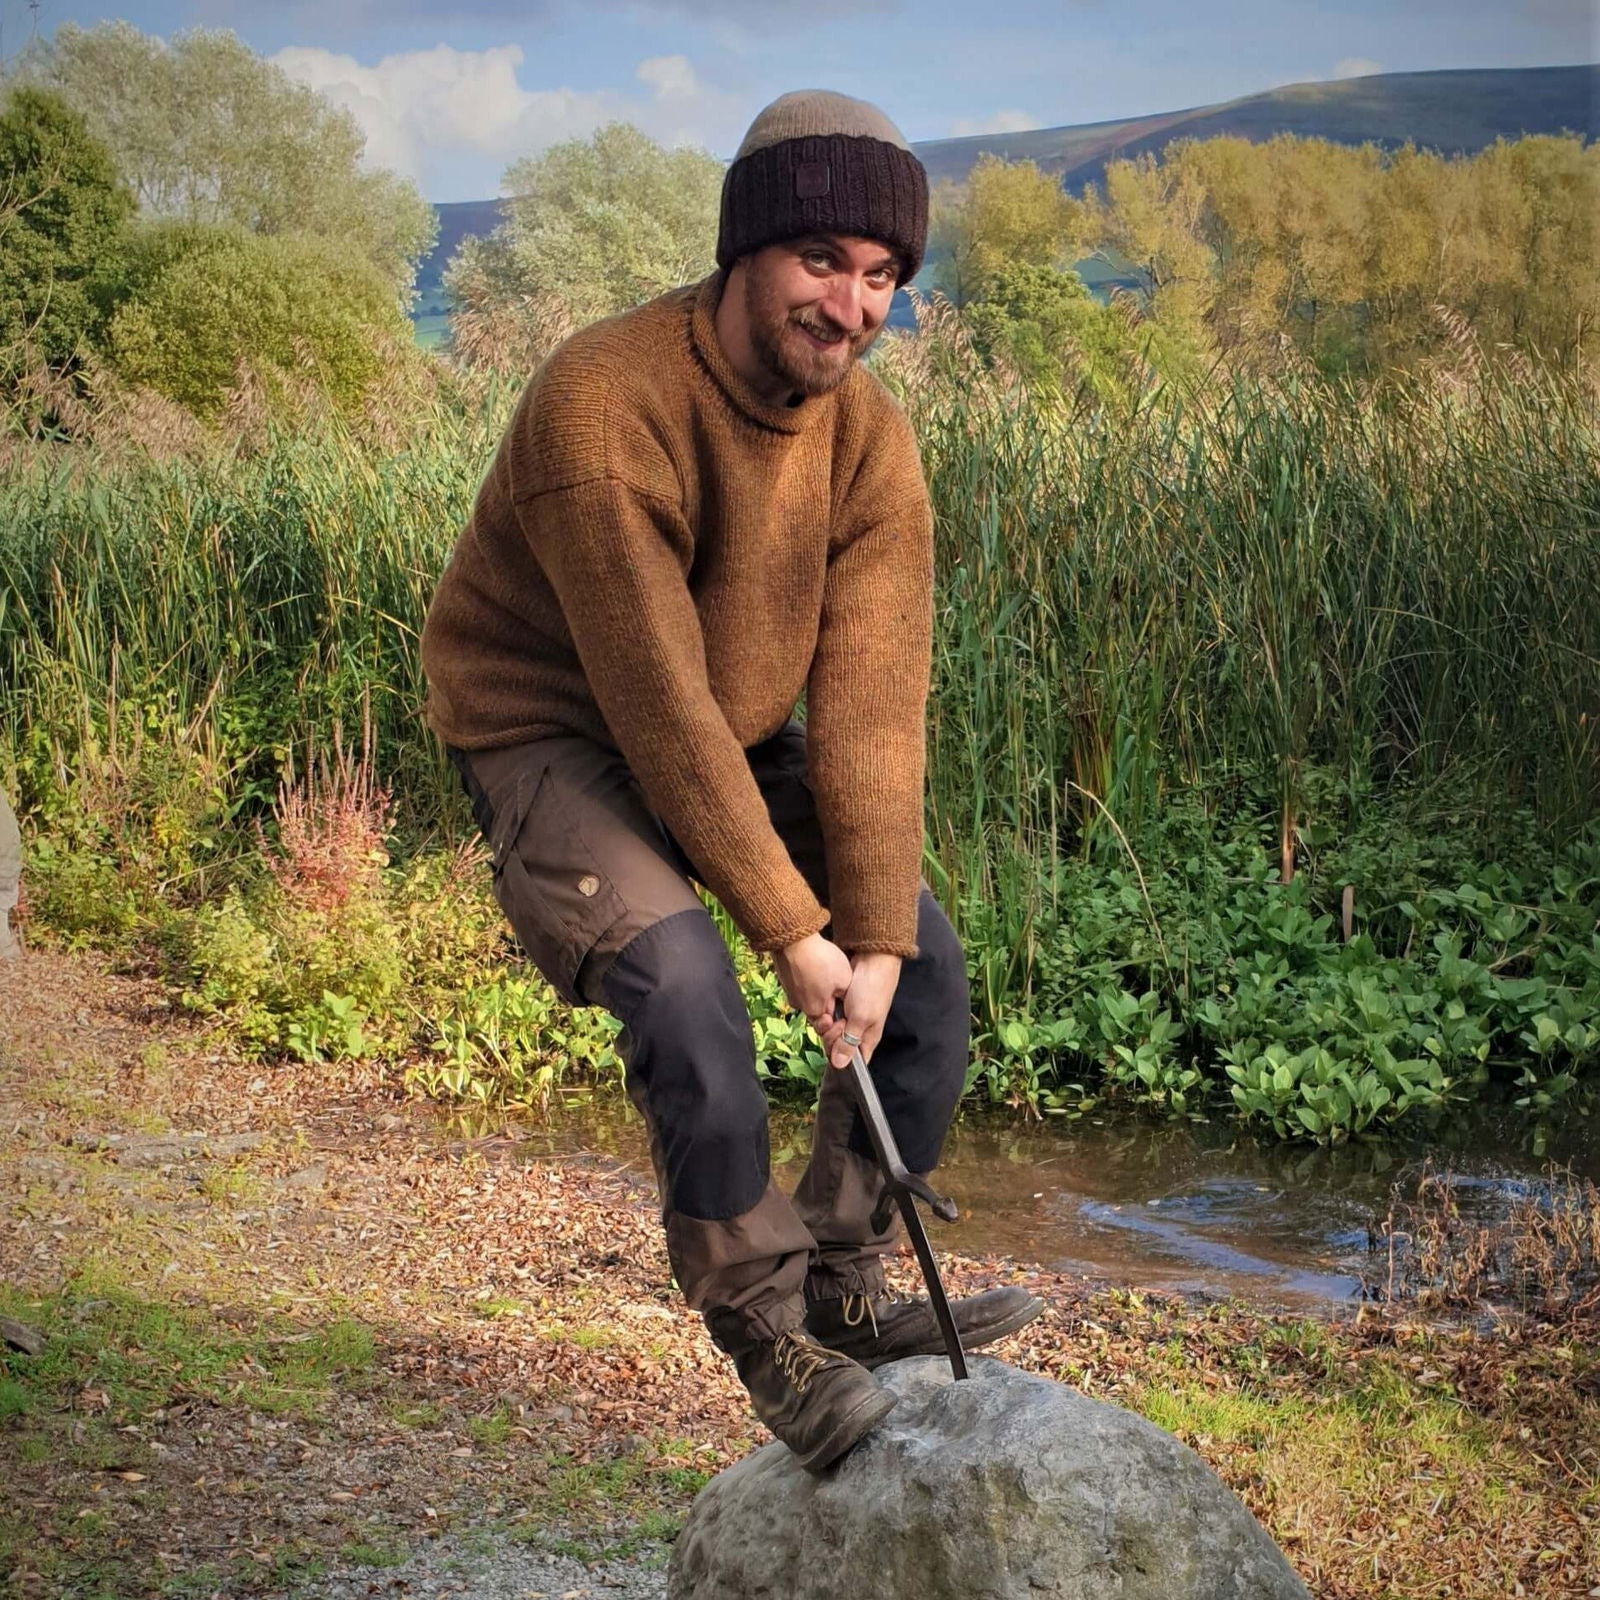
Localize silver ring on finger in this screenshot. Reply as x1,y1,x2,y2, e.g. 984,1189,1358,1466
841,1031,863,1048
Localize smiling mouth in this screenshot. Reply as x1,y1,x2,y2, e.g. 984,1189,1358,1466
795,321,850,352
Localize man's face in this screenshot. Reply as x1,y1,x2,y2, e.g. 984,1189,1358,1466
741,234,901,398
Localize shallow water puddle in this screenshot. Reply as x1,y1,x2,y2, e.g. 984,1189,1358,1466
481,1092,1598,1309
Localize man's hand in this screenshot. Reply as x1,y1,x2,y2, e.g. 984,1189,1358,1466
820,952,903,1070
774,933,854,1042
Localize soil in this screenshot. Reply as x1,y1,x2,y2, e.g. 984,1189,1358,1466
2,947,1596,1600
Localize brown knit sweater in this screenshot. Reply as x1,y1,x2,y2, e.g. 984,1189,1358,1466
421,272,934,958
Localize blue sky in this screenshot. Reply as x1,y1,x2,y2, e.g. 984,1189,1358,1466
3,0,1594,200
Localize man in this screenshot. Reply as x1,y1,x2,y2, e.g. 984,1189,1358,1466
421,90,1041,1475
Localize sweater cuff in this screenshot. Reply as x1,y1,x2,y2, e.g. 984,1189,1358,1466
821,843,921,958
746,909,830,955
838,935,920,960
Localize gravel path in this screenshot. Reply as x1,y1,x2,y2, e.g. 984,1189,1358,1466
294,1531,671,1600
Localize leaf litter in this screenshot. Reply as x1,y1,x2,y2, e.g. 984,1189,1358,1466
1,947,1595,1598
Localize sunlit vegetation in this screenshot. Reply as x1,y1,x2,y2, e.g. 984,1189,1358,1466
1,57,1595,1135
4,303,1595,1136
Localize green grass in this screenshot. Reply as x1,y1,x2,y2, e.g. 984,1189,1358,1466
1136,1382,1295,1446
473,1295,526,1319
499,1450,707,1568
338,1537,407,1568
388,1399,444,1429
0,1280,378,1425
0,1280,385,1598
466,1405,514,1447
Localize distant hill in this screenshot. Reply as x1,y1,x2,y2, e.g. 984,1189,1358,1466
914,63,1597,190
414,64,1597,310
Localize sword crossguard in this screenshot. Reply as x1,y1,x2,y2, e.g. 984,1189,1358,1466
871,1176,959,1237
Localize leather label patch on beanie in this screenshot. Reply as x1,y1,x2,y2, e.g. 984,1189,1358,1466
795,161,831,200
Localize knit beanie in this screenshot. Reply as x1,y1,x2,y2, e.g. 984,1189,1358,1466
717,90,928,284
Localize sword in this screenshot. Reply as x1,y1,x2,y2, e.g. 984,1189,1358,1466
841,1039,969,1380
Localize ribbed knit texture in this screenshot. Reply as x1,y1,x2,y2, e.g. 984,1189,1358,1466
421,274,934,958
733,90,912,159
717,90,928,282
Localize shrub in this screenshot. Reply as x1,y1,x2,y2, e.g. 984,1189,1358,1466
0,85,133,379
107,222,409,417
967,797,1600,1141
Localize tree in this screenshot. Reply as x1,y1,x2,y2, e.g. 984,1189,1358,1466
0,85,133,371
107,223,409,417
929,155,1089,306
1469,135,1598,367
1092,130,1599,376
964,261,1202,405
447,122,723,346
1170,135,1379,367
20,23,434,295
1097,149,1217,356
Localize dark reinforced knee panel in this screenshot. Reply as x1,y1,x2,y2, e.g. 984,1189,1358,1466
602,908,772,1222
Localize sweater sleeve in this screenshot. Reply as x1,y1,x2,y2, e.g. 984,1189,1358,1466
804,404,934,958
514,473,830,953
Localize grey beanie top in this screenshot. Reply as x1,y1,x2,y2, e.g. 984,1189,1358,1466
717,89,928,283
734,90,914,160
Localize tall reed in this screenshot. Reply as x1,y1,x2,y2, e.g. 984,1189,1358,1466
894,336,1599,963
2,336,1596,1019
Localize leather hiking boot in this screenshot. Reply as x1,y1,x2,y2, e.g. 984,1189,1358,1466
708,1319,896,1475
804,1283,1044,1369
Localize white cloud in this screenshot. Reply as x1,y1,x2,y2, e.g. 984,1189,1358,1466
949,109,1039,137
636,55,700,99
271,43,746,190
1333,57,1385,79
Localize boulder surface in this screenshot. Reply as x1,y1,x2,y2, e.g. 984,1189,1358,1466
668,1355,1310,1600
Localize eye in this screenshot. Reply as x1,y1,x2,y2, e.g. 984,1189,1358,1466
803,249,833,272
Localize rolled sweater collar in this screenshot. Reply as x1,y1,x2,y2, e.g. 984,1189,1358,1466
688,271,837,437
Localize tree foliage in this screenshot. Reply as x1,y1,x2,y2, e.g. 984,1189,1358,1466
446,122,723,350
935,134,1597,384
929,154,1091,307
1097,132,1599,371
20,22,435,294
0,85,133,370
108,223,409,417
963,262,1199,406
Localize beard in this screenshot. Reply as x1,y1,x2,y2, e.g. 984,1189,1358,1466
743,264,883,398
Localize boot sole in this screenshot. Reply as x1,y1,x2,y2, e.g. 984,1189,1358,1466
791,1384,898,1476
852,1295,1046,1370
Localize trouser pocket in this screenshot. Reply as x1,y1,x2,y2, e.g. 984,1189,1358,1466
455,748,628,1007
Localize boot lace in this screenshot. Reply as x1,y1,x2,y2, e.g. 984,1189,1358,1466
840,1288,923,1339
772,1329,834,1394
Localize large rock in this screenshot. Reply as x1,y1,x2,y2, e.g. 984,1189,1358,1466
668,1355,1309,1600
0,786,19,960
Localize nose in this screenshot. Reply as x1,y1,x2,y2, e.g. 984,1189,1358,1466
818,273,865,335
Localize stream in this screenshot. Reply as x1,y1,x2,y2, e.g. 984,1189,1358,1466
481,1091,1598,1309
